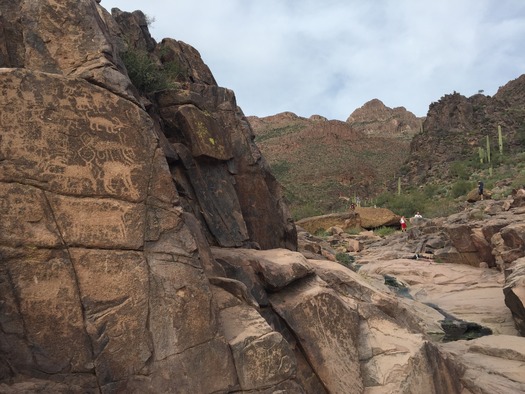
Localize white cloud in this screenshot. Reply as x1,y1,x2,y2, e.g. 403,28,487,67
102,0,525,120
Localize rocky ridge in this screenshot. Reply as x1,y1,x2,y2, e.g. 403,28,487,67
0,1,524,394
404,77,525,185
249,102,422,218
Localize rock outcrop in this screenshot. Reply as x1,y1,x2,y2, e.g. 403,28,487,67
504,258,525,336
0,1,291,392
346,98,423,136
1,1,525,393
404,76,525,185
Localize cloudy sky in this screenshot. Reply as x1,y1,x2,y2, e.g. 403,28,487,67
102,0,525,121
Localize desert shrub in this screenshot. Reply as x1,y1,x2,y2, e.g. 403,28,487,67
344,227,361,235
451,180,473,198
375,226,396,237
313,228,329,237
424,199,460,218
270,160,291,178
336,252,355,268
292,203,323,221
449,161,470,180
375,191,426,218
511,170,525,189
121,47,181,93
423,183,440,198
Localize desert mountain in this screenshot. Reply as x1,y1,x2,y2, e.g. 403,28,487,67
404,76,525,185
251,76,525,220
249,100,422,218
1,1,524,393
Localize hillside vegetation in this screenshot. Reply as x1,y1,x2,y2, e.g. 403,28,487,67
249,101,421,219
250,76,525,220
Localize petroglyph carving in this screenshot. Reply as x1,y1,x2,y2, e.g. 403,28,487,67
88,116,126,135
67,204,132,243
102,161,141,200
39,159,97,193
79,133,136,165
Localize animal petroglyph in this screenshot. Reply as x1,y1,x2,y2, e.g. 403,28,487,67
88,116,126,135
102,161,141,200
39,160,97,193
63,203,133,245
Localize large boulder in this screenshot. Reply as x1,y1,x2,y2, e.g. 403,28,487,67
154,41,297,251
504,258,525,336
355,207,400,229
440,335,525,393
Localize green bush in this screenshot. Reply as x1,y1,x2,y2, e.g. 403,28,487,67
336,252,355,268
451,180,473,198
314,228,329,237
375,191,426,218
121,48,181,93
424,199,460,218
270,160,291,178
449,161,470,180
375,226,396,237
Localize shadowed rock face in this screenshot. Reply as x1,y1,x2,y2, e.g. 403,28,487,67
2,1,525,393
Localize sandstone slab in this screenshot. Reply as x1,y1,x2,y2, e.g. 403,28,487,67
358,259,518,336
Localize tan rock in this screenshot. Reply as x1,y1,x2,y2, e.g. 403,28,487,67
355,207,400,229
295,211,360,234
440,335,525,394
270,277,364,393
504,258,525,335
212,247,313,292
215,287,296,391
358,259,518,336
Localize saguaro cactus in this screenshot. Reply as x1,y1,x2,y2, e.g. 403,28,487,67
498,125,503,155
479,147,485,163
486,135,491,163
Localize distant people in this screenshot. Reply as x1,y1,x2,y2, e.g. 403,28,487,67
478,181,484,200
356,196,361,207
350,203,356,211
414,212,422,219
400,216,407,232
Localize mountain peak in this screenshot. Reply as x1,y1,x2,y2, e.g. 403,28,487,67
346,99,422,136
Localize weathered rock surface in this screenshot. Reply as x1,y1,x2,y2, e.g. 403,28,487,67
295,211,360,234
2,1,525,393
212,249,464,393
358,259,517,336
295,207,399,234
0,66,237,392
440,335,525,393
504,258,525,335
0,1,291,392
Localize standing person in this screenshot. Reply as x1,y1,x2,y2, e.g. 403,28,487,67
478,181,484,200
400,216,407,232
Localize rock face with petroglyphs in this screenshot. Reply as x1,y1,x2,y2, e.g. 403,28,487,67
2,1,525,394
0,1,289,392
